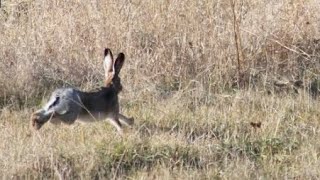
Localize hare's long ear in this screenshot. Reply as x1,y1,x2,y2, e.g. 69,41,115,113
114,53,125,76
103,48,115,86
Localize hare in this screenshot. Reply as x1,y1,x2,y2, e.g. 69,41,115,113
31,48,134,134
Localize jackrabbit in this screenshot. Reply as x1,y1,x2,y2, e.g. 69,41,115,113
31,48,134,133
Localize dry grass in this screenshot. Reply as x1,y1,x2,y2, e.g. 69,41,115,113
1,0,320,179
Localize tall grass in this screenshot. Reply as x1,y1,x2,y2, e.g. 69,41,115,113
1,0,320,178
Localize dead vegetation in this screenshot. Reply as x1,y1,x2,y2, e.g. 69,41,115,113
1,0,320,179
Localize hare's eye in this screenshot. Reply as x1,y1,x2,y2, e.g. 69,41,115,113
48,96,60,109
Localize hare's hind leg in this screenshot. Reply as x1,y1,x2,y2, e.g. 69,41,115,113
119,114,134,126
49,118,62,126
31,110,54,130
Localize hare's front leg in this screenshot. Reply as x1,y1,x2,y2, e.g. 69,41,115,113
119,114,134,126
108,114,123,134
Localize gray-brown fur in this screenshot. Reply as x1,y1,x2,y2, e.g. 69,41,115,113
31,48,134,133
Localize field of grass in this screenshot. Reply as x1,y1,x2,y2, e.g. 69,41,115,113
1,0,320,179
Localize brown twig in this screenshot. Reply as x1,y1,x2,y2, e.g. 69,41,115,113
230,0,244,87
